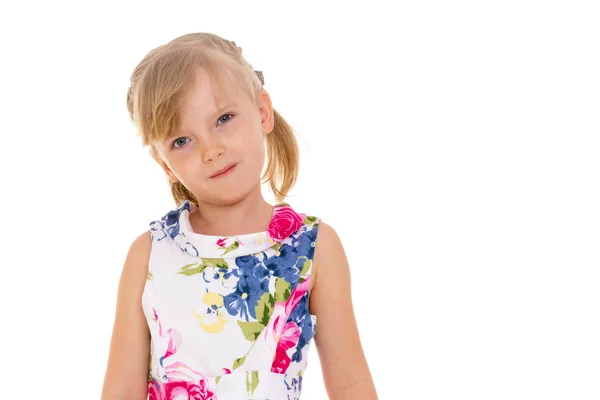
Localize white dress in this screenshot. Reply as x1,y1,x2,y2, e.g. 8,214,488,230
143,200,320,399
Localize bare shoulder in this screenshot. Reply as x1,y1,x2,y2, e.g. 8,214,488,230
312,221,349,289
101,230,153,400
124,230,152,276
309,220,378,399
133,230,152,250
315,220,342,246
116,230,153,295
310,220,350,310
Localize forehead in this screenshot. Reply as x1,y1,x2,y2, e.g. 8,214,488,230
181,67,250,113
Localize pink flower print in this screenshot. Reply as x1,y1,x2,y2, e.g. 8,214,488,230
148,381,163,400
162,329,181,362
150,307,216,398
271,321,301,373
153,307,163,336
164,361,206,382
265,278,310,373
216,238,227,248
222,368,231,375
267,205,305,241
148,380,216,400
152,307,181,367
163,380,216,399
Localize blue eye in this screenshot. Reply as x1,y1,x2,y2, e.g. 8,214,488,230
172,137,189,149
218,113,233,125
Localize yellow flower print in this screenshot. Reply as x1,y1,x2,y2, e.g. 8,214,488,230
191,291,229,334
203,291,224,307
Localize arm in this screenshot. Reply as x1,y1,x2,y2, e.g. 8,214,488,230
101,231,152,400
310,222,378,400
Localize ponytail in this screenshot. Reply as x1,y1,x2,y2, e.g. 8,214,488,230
262,109,300,202
171,181,199,208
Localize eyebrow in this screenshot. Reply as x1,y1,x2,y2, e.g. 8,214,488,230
165,102,239,141
213,102,238,114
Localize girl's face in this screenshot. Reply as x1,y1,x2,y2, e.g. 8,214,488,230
153,67,274,205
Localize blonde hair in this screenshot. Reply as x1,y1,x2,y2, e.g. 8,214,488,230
126,32,299,206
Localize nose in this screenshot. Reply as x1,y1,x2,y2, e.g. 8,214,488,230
202,142,224,163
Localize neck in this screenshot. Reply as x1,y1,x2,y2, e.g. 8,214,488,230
189,186,275,236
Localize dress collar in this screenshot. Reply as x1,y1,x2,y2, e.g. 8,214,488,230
154,200,307,258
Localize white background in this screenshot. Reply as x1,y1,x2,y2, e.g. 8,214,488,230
1,1,599,399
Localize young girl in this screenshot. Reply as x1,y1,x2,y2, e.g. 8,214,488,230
101,32,377,400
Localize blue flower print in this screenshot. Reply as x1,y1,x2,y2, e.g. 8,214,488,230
149,221,167,242
161,200,190,239
235,254,261,271
284,373,303,400
202,266,238,292
223,269,269,321
293,227,318,261
205,266,236,282
254,244,300,285
274,243,299,267
288,294,315,363
180,238,199,257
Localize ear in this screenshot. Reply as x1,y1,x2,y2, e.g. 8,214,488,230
257,89,275,135
150,146,179,183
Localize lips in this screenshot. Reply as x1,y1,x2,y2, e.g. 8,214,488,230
210,163,237,178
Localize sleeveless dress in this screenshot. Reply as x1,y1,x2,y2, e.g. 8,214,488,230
142,200,320,400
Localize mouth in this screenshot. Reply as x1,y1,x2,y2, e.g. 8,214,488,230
210,163,238,179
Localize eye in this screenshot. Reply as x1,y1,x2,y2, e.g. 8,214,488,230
171,137,189,149
218,113,234,125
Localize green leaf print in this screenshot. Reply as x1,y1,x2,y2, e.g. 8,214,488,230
233,355,246,370
177,263,207,276
215,376,222,384
237,321,265,341
246,371,259,395
299,259,312,277
303,215,318,225
201,258,229,269
255,292,275,326
275,277,291,303
272,242,283,253
221,241,240,256
252,371,259,392
147,271,153,280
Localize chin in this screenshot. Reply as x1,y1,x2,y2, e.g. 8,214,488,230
196,182,261,207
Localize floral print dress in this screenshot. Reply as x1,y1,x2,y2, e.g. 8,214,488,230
143,200,320,400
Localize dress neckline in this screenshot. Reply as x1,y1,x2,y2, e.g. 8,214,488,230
156,200,307,258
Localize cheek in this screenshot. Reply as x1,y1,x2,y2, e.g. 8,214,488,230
163,149,196,177
239,136,266,173
231,125,266,157
253,137,267,164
